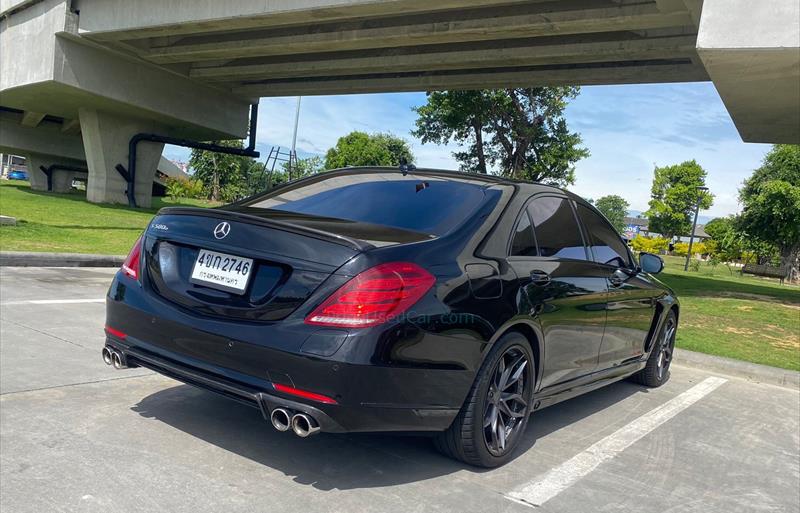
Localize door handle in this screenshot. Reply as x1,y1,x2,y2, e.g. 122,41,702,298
530,270,551,285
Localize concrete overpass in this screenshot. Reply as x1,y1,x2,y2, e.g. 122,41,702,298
1,0,798,207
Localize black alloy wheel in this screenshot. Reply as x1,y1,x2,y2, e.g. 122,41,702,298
435,333,534,467
484,346,530,456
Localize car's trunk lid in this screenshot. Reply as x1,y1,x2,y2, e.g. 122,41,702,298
143,207,366,322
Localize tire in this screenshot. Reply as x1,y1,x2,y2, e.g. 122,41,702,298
631,310,677,388
434,332,534,467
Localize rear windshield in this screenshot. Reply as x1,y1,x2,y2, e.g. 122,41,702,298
243,173,488,236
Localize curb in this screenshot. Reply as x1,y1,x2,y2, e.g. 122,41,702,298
674,348,800,389
0,251,125,268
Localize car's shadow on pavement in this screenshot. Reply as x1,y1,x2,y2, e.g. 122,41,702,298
131,378,648,490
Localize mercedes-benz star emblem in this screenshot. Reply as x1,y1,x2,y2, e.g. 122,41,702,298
213,222,231,239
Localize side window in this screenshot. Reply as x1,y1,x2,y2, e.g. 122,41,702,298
528,197,587,260
577,204,632,268
510,210,537,256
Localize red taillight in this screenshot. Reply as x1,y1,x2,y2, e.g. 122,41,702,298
305,262,435,328
105,325,127,339
273,383,338,404
121,236,143,280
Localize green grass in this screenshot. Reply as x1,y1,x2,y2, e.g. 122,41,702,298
0,181,217,255
658,255,800,371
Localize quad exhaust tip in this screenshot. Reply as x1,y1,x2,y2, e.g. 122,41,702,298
270,408,292,432
111,351,125,369
101,347,113,366
291,413,320,438
103,347,128,369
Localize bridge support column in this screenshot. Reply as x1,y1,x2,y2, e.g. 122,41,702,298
22,154,51,191
79,108,165,208
23,153,86,193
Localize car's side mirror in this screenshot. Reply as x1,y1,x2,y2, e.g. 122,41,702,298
639,252,664,274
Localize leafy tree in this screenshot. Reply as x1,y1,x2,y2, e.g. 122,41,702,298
283,156,324,181
412,88,588,185
704,217,743,261
736,145,800,279
645,160,713,240
189,140,254,201
593,195,629,234
704,215,779,265
324,132,414,169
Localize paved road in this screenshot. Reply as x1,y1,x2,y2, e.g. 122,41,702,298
1,267,798,513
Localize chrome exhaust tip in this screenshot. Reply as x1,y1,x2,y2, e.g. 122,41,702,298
111,350,126,370
101,347,113,366
291,413,320,438
270,408,292,432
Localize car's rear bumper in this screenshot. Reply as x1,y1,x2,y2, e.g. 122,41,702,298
105,275,474,433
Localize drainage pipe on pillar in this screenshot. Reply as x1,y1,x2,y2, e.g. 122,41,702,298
39,164,89,192
118,104,260,208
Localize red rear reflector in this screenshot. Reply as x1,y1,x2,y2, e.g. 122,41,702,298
305,262,435,328
105,326,127,339
273,383,338,404
121,235,143,280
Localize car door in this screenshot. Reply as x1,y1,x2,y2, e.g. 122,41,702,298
576,203,658,369
506,195,608,389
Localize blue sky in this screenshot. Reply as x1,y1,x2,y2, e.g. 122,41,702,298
164,82,771,219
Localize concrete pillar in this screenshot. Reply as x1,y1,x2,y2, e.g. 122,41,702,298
79,108,165,208
24,153,88,193
23,153,53,191
50,169,85,193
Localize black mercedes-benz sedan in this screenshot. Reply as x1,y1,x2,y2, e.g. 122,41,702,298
103,167,678,467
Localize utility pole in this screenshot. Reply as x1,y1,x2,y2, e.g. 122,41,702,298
684,186,709,271
291,96,301,158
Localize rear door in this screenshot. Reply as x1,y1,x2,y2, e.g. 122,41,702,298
506,195,608,389
575,204,657,368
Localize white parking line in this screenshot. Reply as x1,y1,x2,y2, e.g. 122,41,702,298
1,298,105,306
506,376,728,508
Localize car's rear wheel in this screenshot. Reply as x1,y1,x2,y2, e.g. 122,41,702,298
632,310,677,387
434,332,534,467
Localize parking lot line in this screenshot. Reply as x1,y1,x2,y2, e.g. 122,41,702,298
1,298,105,305
506,376,728,508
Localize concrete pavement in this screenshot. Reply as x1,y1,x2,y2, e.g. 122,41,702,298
1,267,798,513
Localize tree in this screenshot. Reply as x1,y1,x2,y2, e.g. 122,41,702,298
189,140,254,201
412,88,589,185
736,145,800,279
704,217,742,262
593,195,629,234
645,160,713,240
324,131,414,169
289,156,324,179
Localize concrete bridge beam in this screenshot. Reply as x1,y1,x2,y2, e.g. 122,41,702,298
697,0,800,143
78,108,164,208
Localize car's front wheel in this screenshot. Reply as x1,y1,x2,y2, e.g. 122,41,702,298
434,332,534,467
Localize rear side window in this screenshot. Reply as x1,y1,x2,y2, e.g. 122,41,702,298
510,211,537,256
577,205,632,268
528,197,587,260
243,174,487,236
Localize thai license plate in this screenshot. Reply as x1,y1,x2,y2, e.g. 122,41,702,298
190,249,253,294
